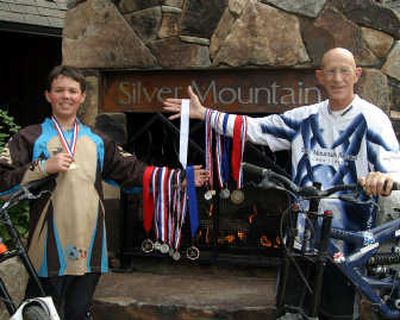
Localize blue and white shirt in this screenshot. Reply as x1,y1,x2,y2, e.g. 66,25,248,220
211,95,400,232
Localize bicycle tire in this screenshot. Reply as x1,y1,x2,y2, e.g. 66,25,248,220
22,303,51,320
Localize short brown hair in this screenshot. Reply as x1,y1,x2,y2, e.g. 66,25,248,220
46,65,87,93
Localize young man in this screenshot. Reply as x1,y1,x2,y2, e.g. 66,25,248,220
0,65,207,320
163,47,400,319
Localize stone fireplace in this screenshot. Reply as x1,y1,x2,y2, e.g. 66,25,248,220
62,0,400,265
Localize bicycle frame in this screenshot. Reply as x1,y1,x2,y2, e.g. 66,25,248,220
0,196,46,315
329,218,400,319
0,178,57,318
241,162,400,319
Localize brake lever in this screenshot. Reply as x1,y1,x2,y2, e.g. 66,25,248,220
338,194,377,207
18,186,50,201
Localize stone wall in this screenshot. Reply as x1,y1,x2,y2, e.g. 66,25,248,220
63,0,400,121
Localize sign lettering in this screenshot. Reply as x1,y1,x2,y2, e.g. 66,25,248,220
101,70,325,113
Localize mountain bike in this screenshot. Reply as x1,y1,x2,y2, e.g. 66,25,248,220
242,162,400,320
0,177,60,320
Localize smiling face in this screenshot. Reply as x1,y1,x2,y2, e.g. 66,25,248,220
45,75,86,125
316,48,362,111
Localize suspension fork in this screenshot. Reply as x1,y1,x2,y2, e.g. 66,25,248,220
309,209,333,317
276,203,300,310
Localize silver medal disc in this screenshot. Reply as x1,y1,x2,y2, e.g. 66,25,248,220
230,189,245,205
154,241,161,251
172,251,181,261
186,246,200,260
141,239,154,253
160,243,170,254
204,190,213,201
219,188,231,199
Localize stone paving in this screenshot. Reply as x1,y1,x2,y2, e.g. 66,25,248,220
93,258,278,320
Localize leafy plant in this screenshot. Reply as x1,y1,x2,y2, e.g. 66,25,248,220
0,108,29,246
0,109,20,147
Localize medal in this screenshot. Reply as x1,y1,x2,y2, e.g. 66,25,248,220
141,238,155,253
172,251,181,261
186,246,200,260
204,109,216,201
204,189,216,201
154,241,161,251
215,113,232,200
230,115,247,205
69,162,78,170
230,189,245,205
160,243,170,254
51,116,79,167
219,188,230,199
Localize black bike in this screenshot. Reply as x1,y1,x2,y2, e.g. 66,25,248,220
242,162,400,319
0,178,60,320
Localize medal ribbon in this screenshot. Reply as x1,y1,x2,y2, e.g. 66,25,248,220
157,167,169,244
222,114,231,185
186,166,199,239
152,167,160,240
238,116,247,187
51,116,79,158
174,170,188,251
231,115,247,189
142,166,155,234
205,109,214,190
168,169,176,248
179,99,190,169
215,113,224,189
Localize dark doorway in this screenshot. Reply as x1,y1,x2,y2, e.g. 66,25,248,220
0,30,62,127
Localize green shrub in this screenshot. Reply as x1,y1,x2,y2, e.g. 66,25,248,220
0,108,30,246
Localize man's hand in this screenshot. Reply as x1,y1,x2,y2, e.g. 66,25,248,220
358,172,395,196
181,165,209,187
45,153,73,174
193,165,209,187
163,86,207,121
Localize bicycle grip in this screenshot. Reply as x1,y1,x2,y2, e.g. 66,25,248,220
241,162,267,177
393,181,400,191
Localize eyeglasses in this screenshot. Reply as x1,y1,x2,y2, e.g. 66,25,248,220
321,67,355,79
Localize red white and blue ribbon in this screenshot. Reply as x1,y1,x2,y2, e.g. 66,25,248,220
173,170,188,252
204,109,214,191
222,113,231,185
215,113,224,190
152,167,161,241
167,169,176,248
156,167,169,244
51,116,79,158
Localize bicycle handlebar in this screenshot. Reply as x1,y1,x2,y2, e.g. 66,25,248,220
242,162,399,199
7,176,54,204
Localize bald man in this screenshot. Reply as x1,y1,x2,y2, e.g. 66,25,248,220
163,47,400,319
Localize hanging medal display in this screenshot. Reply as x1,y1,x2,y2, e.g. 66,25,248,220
51,116,79,169
185,166,200,260
230,115,247,205
141,166,157,253
204,109,216,201
215,113,231,199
